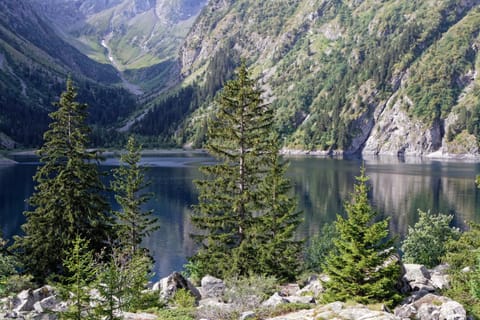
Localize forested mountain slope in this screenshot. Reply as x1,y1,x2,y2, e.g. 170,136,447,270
174,0,480,157
0,0,137,147
31,0,206,90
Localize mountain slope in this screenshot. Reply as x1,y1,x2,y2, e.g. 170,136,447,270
174,0,480,157
0,0,136,147
31,0,207,90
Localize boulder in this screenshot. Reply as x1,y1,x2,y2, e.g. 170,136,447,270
312,302,400,320
403,264,435,292
122,312,158,320
296,275,324,297
240,310,257,320
394,293,466,320
33,296,58,313
429,264,450,290
285,295,315,304
13,289,36,312
200,275,225,299
155,272,201,303
261,292,289,308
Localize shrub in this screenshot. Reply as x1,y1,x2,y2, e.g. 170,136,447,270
171,289,196,308
224,274,278,310
401,210,460,268
304,222,337,272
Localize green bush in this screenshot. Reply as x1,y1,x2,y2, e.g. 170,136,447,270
224,274,278,310
401,210,460,268
171,289,196,308
443,222,480,318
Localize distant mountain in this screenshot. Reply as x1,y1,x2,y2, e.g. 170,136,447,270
31,0,207,90
0,0,136,147
161,0,480,157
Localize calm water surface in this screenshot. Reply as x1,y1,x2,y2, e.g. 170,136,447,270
1,152,480,279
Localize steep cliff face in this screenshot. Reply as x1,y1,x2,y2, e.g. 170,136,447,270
178,0,480,157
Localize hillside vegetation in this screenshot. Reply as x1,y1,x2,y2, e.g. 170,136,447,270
168,0,480,156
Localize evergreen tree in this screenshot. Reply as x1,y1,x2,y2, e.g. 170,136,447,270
111,136,159,255
59,235,98,320
191,62,301,279
14,79,112,280
322,168,401,306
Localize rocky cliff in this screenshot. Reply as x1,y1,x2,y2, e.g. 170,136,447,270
177,0,480,157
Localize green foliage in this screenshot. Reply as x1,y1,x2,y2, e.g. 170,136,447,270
442,222,480,318
154,308,195,320
59,235,98,320
190,63,302,280
171,289,196,308
96,248,154,316
14,79,113,281
322,168,402,307
470,251,480,300
401,210,460,268
304,222,338,272
0,235,33,297
224,274,278,310
111,136,159,255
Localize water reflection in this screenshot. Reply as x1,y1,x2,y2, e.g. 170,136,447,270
1,153,479,278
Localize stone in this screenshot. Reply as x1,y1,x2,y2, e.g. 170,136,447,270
394,293,466,320
261,292,289,308
285,295,315,304
403,264,435,292
279,283,300,296
13,289,36,312
429,264,450,290
122,312,158,320
157,272,201,303
200,275,225,299
240,310,256,320
296,277,324,297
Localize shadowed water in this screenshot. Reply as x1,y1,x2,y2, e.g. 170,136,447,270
1,152,480,279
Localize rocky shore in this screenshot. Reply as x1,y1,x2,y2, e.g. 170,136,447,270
1,263,469,320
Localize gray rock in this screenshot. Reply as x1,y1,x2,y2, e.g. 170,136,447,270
429,265,450,291
239,310,256,320
394,293,466,320
33,296,58,313
157,272,201,303
200,275,225,299
13,290,36,312
261,292,289,308
296,277,324,297
285,295,315,304
403,264,436,292
122,312,158,320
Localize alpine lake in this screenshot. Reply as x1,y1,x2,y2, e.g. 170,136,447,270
2,151,480,280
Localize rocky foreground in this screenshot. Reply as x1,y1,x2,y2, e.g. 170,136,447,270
1,264,468,320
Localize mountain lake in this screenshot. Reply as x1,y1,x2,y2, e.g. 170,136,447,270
1,151,480,279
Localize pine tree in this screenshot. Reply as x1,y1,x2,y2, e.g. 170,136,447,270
111,136,159,255
59,235,98,320
322,168,401,306
14,79,112,280
191,62,301,279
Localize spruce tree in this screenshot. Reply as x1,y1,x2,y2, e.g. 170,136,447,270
322,168,401,306
15,79,112,280
59,235,98,320
191,63,301,279
111,136,159,255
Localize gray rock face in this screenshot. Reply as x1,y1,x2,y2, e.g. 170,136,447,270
363,94,442,157
200,275,225,299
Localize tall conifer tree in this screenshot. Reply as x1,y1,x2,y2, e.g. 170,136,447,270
111,136,159,254
323,168,401,306
191,62,301,279
15,79,112,280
